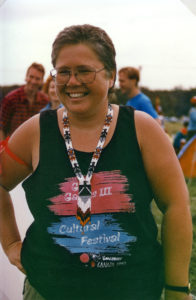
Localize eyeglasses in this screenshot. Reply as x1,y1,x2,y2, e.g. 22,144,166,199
50,66,105,85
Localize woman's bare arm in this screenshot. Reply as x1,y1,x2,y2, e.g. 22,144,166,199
0,114,40,272
135,111,193,300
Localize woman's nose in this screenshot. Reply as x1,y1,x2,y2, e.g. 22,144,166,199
66,72,81,86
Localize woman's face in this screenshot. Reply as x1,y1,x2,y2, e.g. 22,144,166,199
54,43,114,116
48,80,59,103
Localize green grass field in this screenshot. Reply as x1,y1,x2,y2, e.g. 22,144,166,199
152,121,196,295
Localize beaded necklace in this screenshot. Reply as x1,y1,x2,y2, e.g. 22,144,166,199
63,104,113,227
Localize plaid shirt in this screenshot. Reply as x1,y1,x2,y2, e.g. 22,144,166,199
0,86,49,136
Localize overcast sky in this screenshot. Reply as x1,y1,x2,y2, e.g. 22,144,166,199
1,0,196,90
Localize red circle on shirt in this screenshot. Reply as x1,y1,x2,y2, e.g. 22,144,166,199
80,253,90,263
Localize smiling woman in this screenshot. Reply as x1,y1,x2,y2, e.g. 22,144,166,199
51,43,114,117
0,24,193,300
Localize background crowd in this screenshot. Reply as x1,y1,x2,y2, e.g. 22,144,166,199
1,63,196,156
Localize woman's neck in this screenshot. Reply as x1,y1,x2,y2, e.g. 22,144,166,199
67,103,109,131
58,103,118,152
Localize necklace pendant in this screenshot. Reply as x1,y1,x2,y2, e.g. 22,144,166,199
76,182,91,227
63,104,113,228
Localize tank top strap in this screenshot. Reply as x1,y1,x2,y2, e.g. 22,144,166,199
39,109,64,163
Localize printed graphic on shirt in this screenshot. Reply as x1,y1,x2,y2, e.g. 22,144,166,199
48,170,137,268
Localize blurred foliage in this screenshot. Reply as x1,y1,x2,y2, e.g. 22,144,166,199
112,86,196,117
1,84,196,117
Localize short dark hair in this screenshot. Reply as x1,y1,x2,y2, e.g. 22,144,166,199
51,24,116,92
119,67,140,84
26,62,45,76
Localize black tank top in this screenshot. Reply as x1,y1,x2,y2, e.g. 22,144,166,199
21,106,163,300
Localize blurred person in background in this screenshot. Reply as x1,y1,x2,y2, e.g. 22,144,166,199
187,96,196,141
40,75,63,112
118,67,160,124
0,62,49,140
173,120,188,154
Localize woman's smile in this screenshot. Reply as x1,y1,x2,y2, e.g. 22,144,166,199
54,44,113,115
68,93,87,98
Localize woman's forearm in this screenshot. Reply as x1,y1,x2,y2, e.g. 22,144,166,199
162,204,192,286
0,186,21,255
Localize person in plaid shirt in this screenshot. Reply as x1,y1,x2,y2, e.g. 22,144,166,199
0,63,49,140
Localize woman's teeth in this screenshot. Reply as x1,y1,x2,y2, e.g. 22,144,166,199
68,93,86,98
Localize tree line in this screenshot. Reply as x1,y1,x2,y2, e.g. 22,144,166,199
1,84,196,117
112,86,196,117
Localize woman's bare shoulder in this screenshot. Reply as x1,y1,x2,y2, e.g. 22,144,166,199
134,111,187,210
0,114,40,190
134,111,165,148
8,114,40,160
